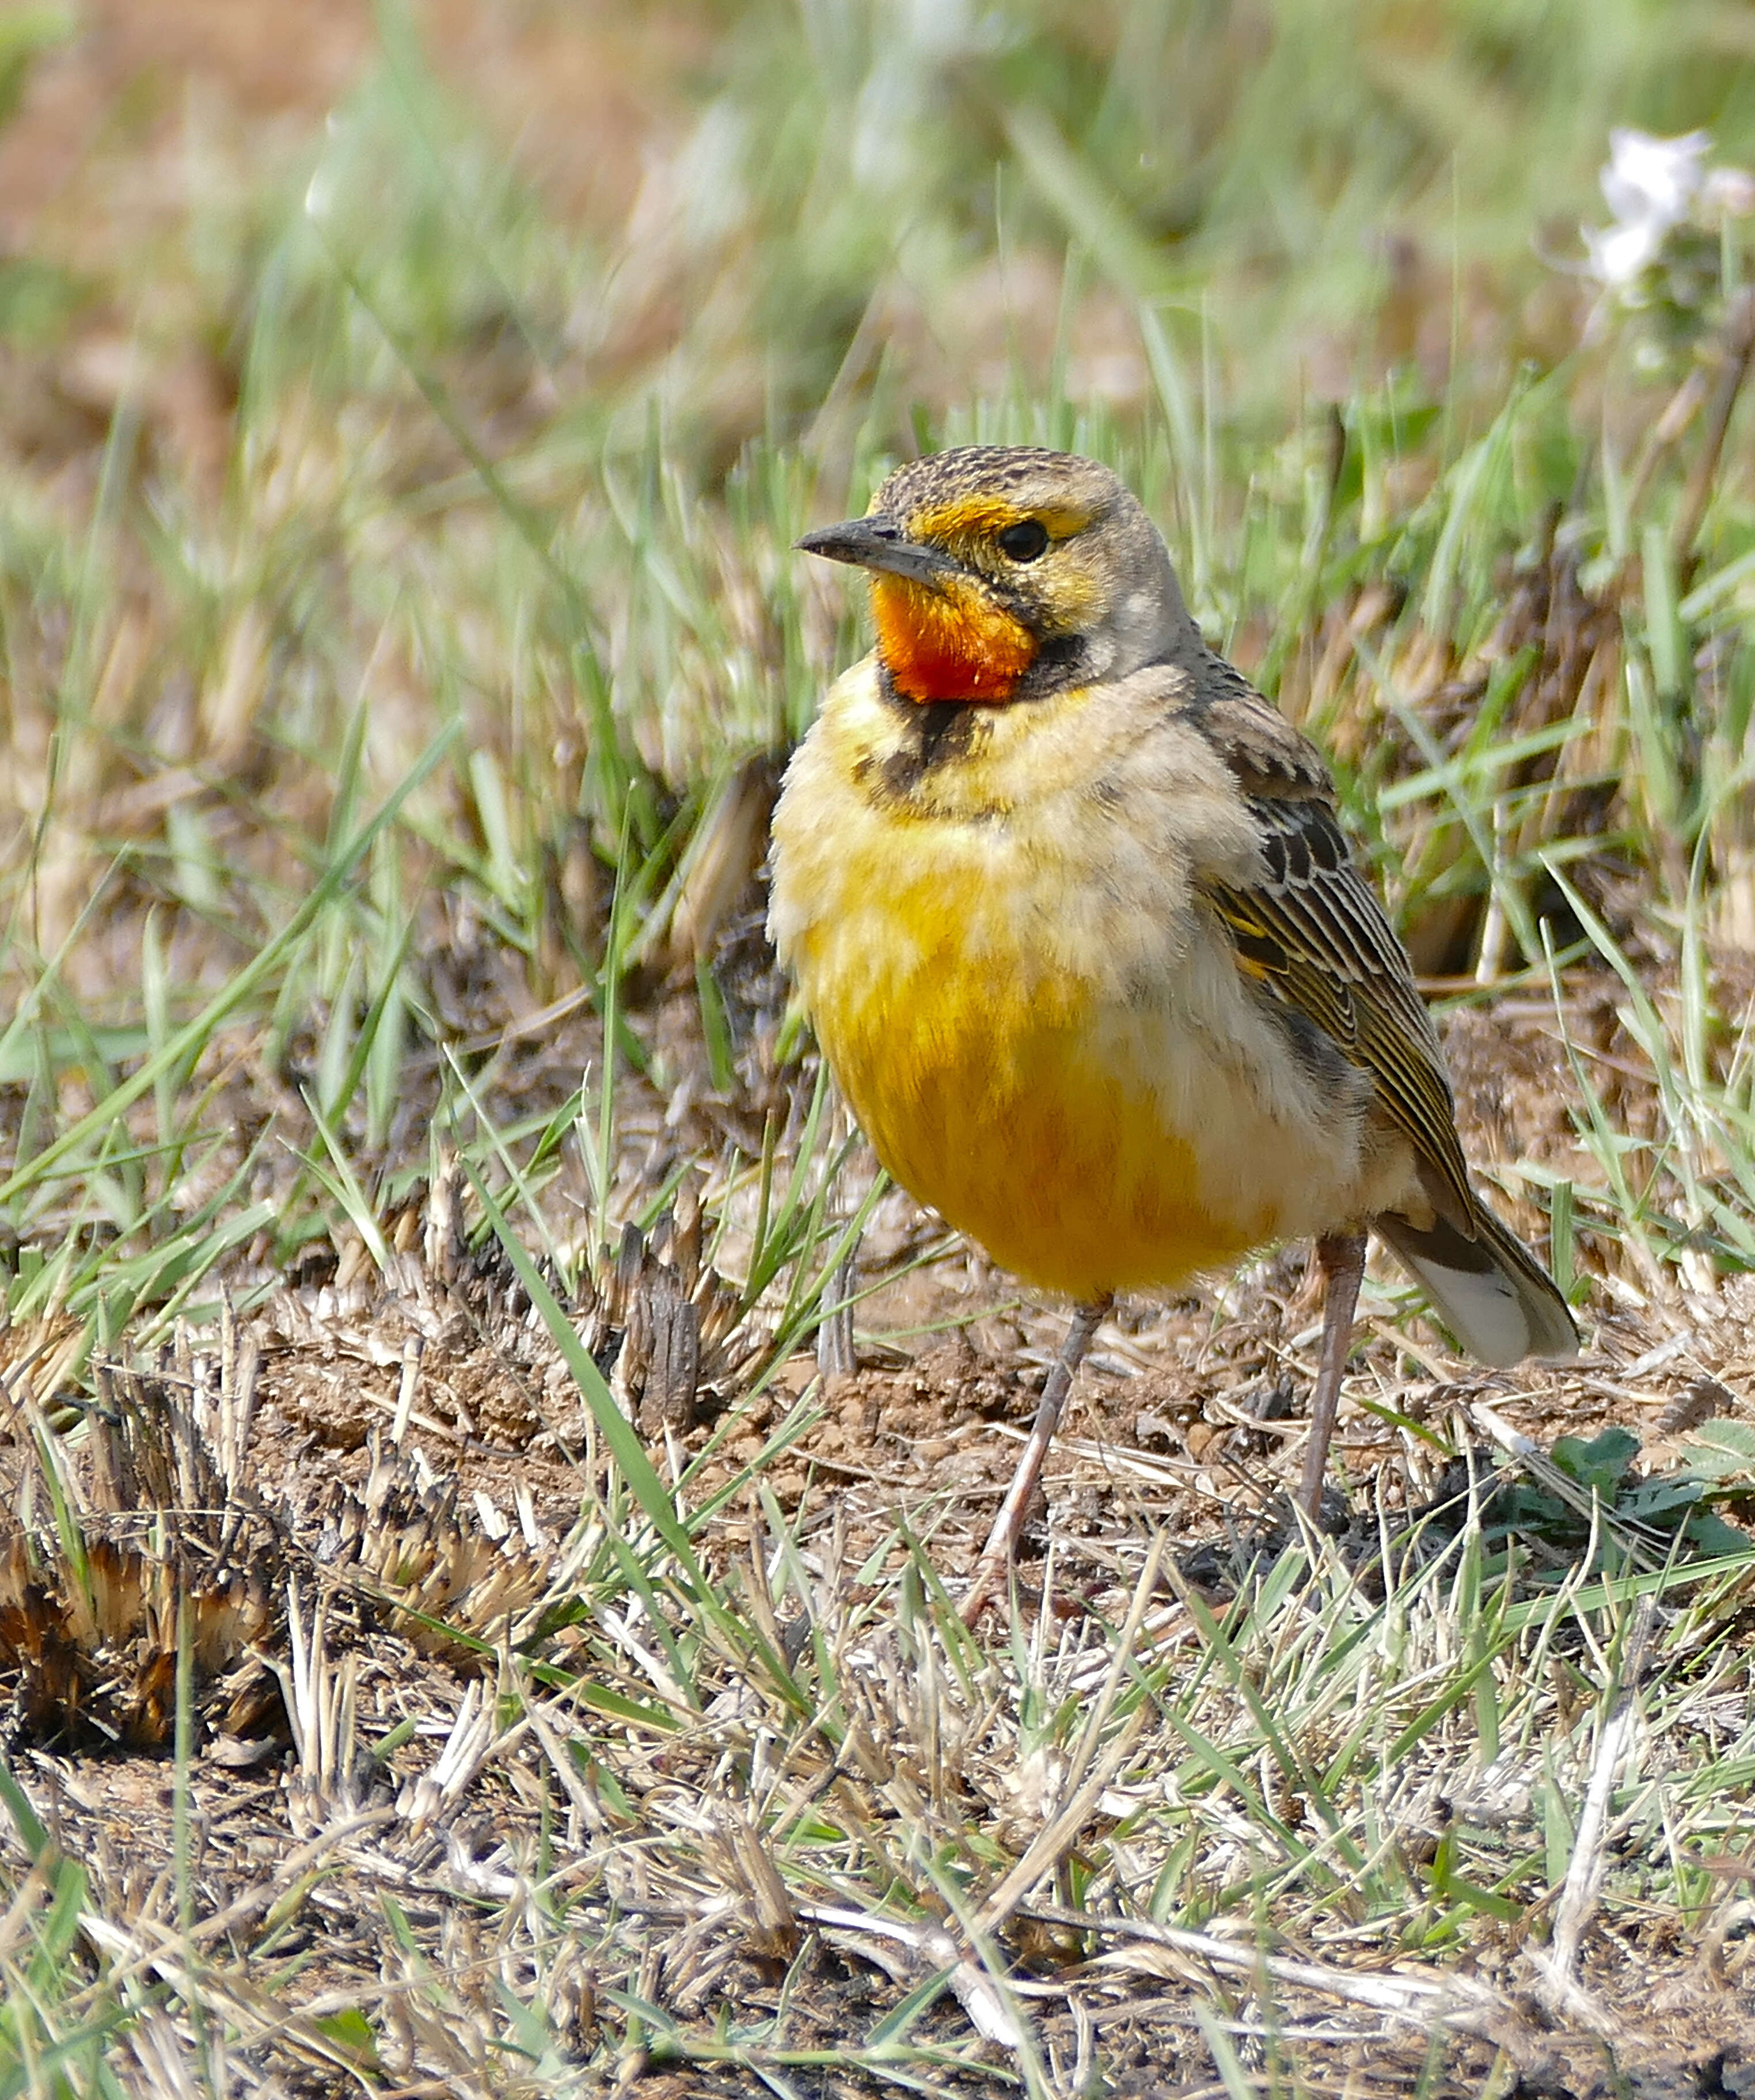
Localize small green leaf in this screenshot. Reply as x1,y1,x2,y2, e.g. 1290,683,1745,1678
1681,1420,1755,1482
313,2008,378,2066
1685,1509,1755,1555
1551,1428,1639,1496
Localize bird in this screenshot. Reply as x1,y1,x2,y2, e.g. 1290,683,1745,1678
768,444,1578,1610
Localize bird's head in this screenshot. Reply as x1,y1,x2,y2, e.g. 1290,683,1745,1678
798,446,1196,705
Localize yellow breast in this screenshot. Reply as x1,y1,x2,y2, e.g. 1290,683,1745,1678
768,661,1346,1302
807,882,1276,1300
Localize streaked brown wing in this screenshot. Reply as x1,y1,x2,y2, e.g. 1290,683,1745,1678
1193,686,1476,1230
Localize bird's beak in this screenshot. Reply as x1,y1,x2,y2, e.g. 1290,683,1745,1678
796,517,961,589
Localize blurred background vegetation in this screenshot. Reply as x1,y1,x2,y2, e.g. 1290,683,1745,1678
4,0,1755,1327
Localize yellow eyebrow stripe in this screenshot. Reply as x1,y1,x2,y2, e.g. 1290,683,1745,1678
907,494,1093,542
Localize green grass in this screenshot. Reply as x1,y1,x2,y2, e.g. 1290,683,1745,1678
4,2,1755,2093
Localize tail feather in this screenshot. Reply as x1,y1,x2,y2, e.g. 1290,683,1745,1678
1373,1201,1579,1368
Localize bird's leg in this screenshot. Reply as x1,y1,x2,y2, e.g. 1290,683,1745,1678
1298,1230,1366,1521
963,1298,1110,1623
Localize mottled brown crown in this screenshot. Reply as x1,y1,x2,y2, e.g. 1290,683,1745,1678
870,445,1124,524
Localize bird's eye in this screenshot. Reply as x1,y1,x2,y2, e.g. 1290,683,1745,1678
996,519,1050,562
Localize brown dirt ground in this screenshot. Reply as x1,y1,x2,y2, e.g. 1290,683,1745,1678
0,0,706,254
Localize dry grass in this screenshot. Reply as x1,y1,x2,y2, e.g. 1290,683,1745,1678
5,5,1755,2095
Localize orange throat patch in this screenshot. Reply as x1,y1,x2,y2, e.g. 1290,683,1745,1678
869,572,1037,703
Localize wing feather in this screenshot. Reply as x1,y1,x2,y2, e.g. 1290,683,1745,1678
1190,676,1476,1230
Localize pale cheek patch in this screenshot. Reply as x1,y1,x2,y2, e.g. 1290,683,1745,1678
1043,562,1103,636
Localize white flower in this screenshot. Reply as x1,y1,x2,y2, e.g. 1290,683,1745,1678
1582,128,1715,291
1583,216,1666,290
1600,127,1710,237
1573,125,1755,329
